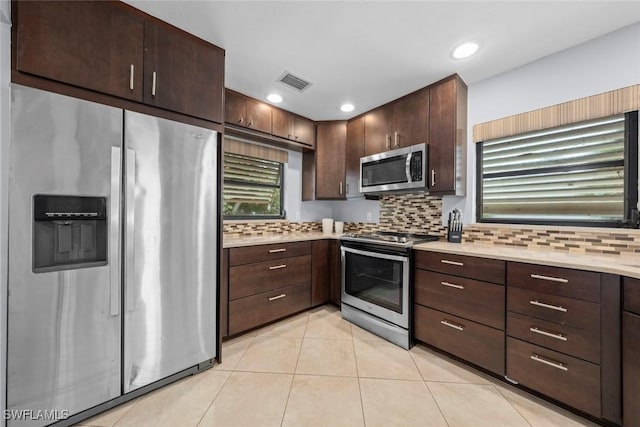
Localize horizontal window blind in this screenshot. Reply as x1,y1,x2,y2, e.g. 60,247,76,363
480,114,626,222
223,152,283,218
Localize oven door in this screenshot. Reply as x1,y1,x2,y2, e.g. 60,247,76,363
341,245,410,328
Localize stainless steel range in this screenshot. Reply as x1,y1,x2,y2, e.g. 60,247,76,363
340,231,439,349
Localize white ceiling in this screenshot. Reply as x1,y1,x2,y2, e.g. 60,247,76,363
126,1,640,121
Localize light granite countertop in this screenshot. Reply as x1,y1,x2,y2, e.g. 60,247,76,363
223,232,341,248
414,241,640,280
223,233,640,279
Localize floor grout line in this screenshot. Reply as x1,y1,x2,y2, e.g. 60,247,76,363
194,370,233,427
423,381,451,427
350,324,368,427
278,310,310,426
494,384,534,427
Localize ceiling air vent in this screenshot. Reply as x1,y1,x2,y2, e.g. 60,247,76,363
277,71,312,92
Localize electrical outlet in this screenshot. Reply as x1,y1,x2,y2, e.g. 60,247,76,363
366,212,372,222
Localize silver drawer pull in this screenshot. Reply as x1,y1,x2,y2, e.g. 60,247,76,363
268,294,286,301
440,320,464,331
530,274,568,284
529,327,567,341
441,259,464,266
530,354,568,371
529,300,567,312
441,281,464,290
269,248,287,253
269,264,287,270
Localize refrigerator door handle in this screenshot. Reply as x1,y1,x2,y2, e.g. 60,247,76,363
126,148,136,312
109,147,121,316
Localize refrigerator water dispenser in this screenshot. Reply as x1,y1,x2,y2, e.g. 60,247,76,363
33,194,108,272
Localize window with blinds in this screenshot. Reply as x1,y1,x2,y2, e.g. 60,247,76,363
478,112,638,226
223,152,284,219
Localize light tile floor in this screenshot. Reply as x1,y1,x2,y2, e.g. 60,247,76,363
79,305,599,427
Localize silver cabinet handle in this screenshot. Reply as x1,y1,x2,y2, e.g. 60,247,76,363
109,147,122,316
125,148,136,312
440,320,464,331
441,281,464,290
269,248,287,253
394,131,399,147
269,264,287,270
431,169,436,186
129,64,135,90
529,300,567,312
530,274,568,284
441,259,464,266
530,354,568,371
339,182,343,195
385,134,390,149
268,293,286,301
529,327,567,341
151,71,157,96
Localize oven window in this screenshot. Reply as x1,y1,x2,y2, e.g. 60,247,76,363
344,251,403,313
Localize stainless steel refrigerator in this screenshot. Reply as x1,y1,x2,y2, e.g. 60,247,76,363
7,85,219,426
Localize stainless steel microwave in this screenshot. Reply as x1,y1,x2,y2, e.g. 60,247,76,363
360,143,427,194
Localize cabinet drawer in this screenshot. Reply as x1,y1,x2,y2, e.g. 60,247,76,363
624,277,640,315
507,337,601,417
414,305,504,375
414,251,505,284
414,269,505,330
508,262,600,303
229,283,311,336
229,241,312,266
507,311,600,364
507,287,599,331
229,255,311,300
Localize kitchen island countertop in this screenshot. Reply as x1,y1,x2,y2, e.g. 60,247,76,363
413,240,640,279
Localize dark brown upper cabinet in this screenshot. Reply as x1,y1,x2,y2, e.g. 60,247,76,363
272,107,295,139
143,20,224,123
14,1,145,102
293,116,316,148
345,116,364,197
224,89,272,134
13,1,225,124
364,88,429,156
428,74,467,195
315,121,346,199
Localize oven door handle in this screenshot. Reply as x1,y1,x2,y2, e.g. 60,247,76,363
341,246,408,262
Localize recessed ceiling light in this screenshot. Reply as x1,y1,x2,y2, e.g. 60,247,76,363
340,103,355,112
452,42,479,59
267,93,283,103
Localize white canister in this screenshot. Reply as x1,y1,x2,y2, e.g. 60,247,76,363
322,218,334,234
334,221,344,234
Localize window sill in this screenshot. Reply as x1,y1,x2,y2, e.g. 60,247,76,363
470,222,640,235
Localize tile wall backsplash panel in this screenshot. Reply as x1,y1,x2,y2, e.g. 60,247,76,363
223,192,640,255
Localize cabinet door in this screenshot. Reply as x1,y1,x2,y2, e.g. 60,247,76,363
294,116,316,148
144,21,224,123
245,98,272,134
316,122,347,199
272,108,294,139
428,78,456,193
225,90,246,126
394,89,428,148
330,240,342,306
624,311,640,426
311,240,331,306
220,249,229,339
346,117,364,197
364,106,393,156
15,1,144,101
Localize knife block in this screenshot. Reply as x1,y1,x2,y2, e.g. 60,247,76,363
447,221,462,243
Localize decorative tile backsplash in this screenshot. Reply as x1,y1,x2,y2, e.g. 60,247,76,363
223,192,640,255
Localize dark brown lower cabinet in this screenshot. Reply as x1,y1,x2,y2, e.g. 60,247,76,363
330,240,342,306
414,305,504,375
220,248,229,339
311,240,331,306
624,311,640,426
507,337,601,417
229,283,311,336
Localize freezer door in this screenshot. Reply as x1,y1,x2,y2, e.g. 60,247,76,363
7,85,122,426
123,111,217,392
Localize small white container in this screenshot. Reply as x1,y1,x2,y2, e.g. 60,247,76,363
322,218,334,234
334,221,344,234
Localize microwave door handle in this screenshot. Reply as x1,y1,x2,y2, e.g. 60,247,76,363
405,152,413,182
